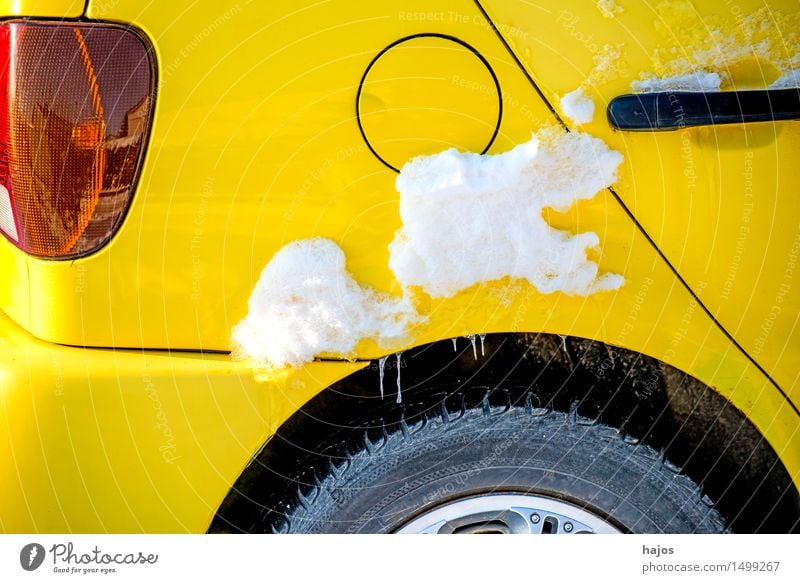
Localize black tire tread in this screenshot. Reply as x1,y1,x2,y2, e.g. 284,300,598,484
273,406,729,534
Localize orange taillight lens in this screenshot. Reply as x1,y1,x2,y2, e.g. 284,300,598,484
0,21,154,258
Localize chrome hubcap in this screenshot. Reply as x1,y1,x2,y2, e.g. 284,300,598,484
396,494,621,534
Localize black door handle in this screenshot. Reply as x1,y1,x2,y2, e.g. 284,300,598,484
607,88,800,130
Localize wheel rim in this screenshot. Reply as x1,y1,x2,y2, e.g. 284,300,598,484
396,493,622,534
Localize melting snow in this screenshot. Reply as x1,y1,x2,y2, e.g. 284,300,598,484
394,352,403,403
769,70,800,89
560,88,595,125
596,0,623,19
233,129,625,370
587,44,626,88
389,129,624,298
378,355,388,398
230,238,419,369
467,334,478,359
635,4,799,91
631,71,722,92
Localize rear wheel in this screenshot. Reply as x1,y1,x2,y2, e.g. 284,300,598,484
270,408,728,534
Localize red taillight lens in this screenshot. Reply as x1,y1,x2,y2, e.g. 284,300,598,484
0,21,154,258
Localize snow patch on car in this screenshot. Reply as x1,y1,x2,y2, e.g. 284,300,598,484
596,0,623,19
587,44,627,87
635,3,799,91
561,44,626,125
389,129,624,298
769,70,800,89
560,88,596,125
235,131,625,369
631,71,722,92
231,238,420,369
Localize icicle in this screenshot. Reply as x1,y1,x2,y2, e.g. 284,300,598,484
467,335,477,360
395,352,403,404
378,356,388,399
478,333,486,357
559,334,568,351
451,337,458,351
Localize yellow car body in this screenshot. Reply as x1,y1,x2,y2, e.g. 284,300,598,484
0,0,798,532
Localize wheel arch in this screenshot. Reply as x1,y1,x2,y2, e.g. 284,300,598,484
211,333,799,533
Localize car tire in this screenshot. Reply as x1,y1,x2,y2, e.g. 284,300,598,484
271,407,729,533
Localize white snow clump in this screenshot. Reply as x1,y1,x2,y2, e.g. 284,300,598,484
560,88,596,125
389,130,625,298
231,238,419,368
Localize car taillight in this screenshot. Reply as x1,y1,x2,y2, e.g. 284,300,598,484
0,21,154,258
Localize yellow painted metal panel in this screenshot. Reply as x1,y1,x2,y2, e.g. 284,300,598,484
0,0,794,533
477,0,800,397
0,311,364,532
0,241,29,329
18,0,553,351
0,0,83,18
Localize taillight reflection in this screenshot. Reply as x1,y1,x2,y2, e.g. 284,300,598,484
0,21,154,258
